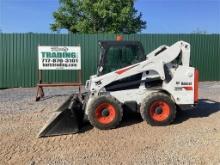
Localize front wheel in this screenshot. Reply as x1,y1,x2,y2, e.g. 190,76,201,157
88,96,123,130
140,93,176,126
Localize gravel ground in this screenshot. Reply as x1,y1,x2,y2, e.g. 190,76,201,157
0,82,220,165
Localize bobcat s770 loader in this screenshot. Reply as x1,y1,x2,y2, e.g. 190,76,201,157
38,40,199,137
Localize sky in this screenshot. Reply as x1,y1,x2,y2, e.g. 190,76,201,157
0,0,219,33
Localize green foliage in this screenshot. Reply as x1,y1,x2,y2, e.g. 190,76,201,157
51,0,146,33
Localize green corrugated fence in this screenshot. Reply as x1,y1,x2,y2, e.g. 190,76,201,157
0,33,219,88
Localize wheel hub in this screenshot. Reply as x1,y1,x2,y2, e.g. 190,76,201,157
95,102,117,125
155,107,163,114
101,109,109,117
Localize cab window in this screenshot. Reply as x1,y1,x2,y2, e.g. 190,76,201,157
103,45,145,74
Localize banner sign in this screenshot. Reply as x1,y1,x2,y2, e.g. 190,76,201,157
38,46,81,70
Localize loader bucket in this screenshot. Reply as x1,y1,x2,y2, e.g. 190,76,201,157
37,95,84,138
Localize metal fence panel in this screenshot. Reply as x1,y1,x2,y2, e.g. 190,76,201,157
0,33,219,88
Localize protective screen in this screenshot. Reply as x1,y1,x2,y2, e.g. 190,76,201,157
102,45,145,74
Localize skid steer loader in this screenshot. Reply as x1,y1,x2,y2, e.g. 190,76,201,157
38,40,199,137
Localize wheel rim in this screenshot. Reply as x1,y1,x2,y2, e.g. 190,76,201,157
95,103,116,124
149,100,170,121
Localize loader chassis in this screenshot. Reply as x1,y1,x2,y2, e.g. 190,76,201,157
85,41,195,111
38,40,198,137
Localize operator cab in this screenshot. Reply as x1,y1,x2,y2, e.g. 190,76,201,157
97,41,145,76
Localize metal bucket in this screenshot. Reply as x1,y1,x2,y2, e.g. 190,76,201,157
37,95,84,138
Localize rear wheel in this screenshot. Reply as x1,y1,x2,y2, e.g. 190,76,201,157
140,93,176,126
88,96,123,130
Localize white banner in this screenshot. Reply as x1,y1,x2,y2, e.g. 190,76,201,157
38,46,81,70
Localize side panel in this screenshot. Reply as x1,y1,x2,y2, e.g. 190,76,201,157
110,88,157,104
163,66,195,104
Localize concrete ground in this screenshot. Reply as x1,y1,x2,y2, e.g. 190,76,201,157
0,82,220,165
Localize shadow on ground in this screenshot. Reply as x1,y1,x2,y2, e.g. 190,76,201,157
40,99,220,137
116,99,220,128
174,99,220,124
77,99,220,133
79,112,143,133
120,111,143,128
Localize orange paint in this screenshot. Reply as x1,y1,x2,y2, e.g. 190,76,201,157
194,69,199,103
149,101,170,121
115,65,137,75
95,103,116,124
183,86,193,90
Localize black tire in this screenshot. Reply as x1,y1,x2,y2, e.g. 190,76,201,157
88,96,123,130
140,92,176,126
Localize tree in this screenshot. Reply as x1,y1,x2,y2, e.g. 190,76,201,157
51,0,146,33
